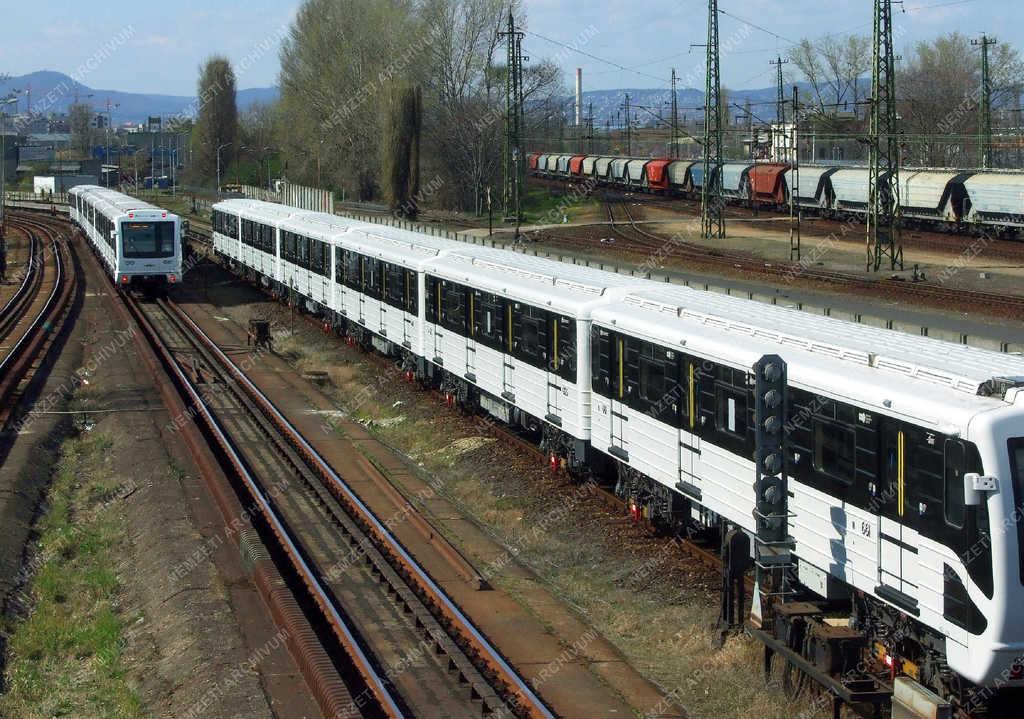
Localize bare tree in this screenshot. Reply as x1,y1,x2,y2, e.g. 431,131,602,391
900,32,1024,166
790,35,869,115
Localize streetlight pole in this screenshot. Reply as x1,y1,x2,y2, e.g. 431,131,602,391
1,95,20,236
216,141,232,195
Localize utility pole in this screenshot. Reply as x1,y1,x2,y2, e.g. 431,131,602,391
620,94,633,156
973,34,997,169
700,0,725,239
500,10,526,227
866,0,903,272
587,100,595,154
670,68,680,159
789,86,801,262
770,56,788,126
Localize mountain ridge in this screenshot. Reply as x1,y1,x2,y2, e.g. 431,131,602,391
0,70,278,124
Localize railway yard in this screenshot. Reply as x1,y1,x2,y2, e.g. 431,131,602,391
6,2,1024,718
0,172,1020,718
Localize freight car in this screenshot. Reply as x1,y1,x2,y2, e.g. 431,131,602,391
212,198,1024,716
529,152,1024,236
69,185,183,290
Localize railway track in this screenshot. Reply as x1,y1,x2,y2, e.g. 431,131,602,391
119,293,554,719
0,213,76,429
536,197,1024,319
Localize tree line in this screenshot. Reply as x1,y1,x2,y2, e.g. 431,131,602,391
188,0,563,216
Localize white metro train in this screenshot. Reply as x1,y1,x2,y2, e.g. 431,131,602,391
210,198,1024,713
69,185,183,289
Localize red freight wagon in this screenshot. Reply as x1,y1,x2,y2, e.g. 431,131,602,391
645,159,674,192
748,163,791,204
528,153,540,171
569,155,586,175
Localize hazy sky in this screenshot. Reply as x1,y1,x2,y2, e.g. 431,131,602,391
0,0,1018,95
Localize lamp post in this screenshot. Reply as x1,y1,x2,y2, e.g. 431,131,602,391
216,141,232,195
261,146,276,192
1,94,20,236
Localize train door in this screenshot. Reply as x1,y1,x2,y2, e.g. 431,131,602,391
679,358,702,497
501,303,515,400
402,269,415,348
876,423,919,611
608,335,628,459
546,314,570,421
465,290,477,380
358,256,369,325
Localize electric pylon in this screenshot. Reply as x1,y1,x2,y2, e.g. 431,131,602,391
771,56,788,125
500,10,526,223
973,34,997,169
701,0,725,240
866,0,903,272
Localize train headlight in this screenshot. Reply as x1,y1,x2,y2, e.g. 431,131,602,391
168,274,177,283
120,275,130,284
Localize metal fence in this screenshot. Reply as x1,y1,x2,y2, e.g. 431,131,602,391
239,182,334,213
4,191,69,204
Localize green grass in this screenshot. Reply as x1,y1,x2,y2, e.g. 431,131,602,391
521,184,599,225
0,433,142,719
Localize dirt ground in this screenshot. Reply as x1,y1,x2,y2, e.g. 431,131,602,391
193,257,824,719
0,235,289,718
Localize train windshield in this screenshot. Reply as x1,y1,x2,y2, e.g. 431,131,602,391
121,221,176,259
1011,438,1024,584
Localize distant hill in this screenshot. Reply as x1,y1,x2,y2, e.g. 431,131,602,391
0,71,279,124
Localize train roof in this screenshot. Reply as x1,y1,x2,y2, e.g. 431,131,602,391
593,284,1024,407
72,185,177,219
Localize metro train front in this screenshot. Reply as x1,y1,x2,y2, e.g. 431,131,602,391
115,209,182,288
69,185,183,290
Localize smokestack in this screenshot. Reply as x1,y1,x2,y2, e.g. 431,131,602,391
575,68,583,127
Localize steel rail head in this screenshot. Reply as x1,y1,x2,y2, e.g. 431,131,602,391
127,297,406,719
166,300,556,719
0,229,64,376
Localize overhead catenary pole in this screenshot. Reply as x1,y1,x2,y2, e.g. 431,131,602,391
670,68,680,159
500,9,526,229
619,93,634,156
700,0,725,239
789,86,801,262
972,34,997,169
866,0,904,272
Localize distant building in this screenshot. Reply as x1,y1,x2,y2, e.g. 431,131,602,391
33,174,99,193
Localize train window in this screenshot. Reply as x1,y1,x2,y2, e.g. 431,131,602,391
715,384,747,438
473,291,505,352
122,222,175,259
342,250,361,288
552,314,576,382
1009,438,1024,585
405,270,418,315
308,238,323,275
384,263,405,308
440,282,466,334
296,233,309,268
813,418,856,485
363,258,382,298
590,328,613,399
425,276,440,323
640,357,666,402
512,303,548,368
334,247,344,283
944,440,968,529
